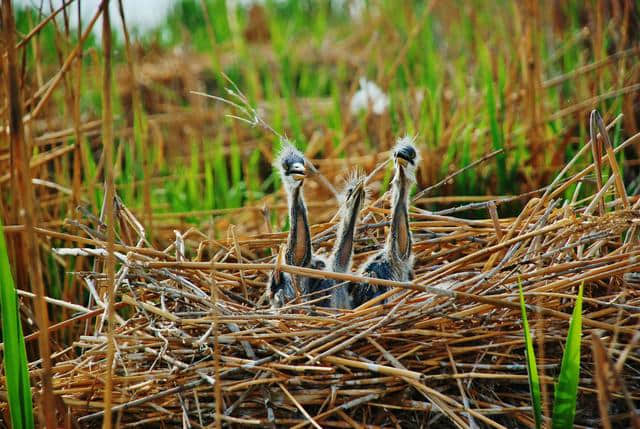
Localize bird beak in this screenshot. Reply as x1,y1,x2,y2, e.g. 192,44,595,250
289,162,306,181
291,172,306,181
353,180,365,198
396,156,409,168
348,179,366,206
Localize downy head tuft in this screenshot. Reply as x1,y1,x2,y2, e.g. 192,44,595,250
339,170,368,214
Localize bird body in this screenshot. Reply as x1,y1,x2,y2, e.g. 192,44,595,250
270,137,418,311
350,137,419,308
269,143,313,308
351,252,415,308
269,143,365,310
310,173,366,308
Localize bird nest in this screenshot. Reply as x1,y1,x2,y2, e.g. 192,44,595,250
29,127,640,428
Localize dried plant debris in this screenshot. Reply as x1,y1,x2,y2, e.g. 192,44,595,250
9,125,639,428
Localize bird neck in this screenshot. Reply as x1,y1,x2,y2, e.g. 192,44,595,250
388,170,411,261
286,184,312,268
332,201,360,272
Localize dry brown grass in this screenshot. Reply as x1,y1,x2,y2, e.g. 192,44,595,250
1,115,635,427
3,1,640,427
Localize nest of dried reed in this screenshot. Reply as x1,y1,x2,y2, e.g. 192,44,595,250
23,116,640,428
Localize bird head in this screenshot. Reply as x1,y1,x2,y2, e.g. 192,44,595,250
392,136,420,182
341,172,367,215
276,141,307,191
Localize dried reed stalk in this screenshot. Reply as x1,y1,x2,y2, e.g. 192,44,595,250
6,123,635,428
2,0,59,425
101,1,117,427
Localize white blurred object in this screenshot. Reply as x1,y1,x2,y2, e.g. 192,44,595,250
349,78,390,115
13,0,178,38
414,89,425,106
332,0,366,20
347,0,365,19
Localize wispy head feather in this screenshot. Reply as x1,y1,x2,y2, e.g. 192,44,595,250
339,169,369,204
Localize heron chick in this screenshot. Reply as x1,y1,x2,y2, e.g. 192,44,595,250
350,136,419,308
310,173,366,308
269,142,312,308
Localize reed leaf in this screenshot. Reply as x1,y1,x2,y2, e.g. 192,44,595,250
519,280,543,429
213,140,230,208
552,283,584,429
0,219,34,429
480,44,507,193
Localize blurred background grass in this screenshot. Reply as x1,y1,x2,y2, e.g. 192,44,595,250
3,0,640,314
2,2,639,425
10,0,640,218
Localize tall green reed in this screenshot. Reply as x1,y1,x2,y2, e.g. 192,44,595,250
0,219,34,429
519,281,584,429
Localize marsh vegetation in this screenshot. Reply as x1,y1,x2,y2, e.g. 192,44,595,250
1,1,640,427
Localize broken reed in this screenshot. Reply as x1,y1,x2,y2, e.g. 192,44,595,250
3,1,640,427
6,2,640,235
3,117,636,427
2,0,58,426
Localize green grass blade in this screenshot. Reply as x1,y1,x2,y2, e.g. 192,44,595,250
480,44,507,193
0,219,35,429
229,142,243,208
204,154,214,209
552,283,584,429
519,280,543,429
188,141,199,208
213,140,230,208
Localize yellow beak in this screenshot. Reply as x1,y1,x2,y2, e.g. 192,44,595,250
396,157,409,168
291,172,306,181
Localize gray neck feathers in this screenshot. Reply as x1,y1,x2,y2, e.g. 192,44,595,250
388,169,412,262
331,202,360,272
286,184,311,268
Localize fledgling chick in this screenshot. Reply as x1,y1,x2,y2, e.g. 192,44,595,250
309,172,367,308
350,136,419,308
268,142,312,308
